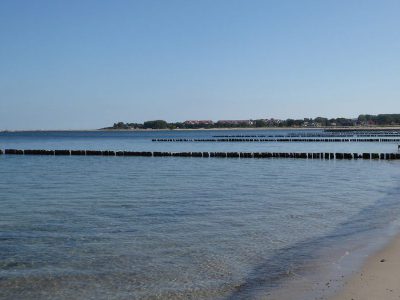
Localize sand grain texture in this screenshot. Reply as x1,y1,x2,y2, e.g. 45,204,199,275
331,235,400,300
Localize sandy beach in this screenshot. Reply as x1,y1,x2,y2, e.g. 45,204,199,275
331,234,400,300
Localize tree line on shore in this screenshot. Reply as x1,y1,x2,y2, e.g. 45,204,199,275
105,114,400,130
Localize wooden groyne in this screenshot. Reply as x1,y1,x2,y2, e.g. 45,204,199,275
213,133,400,138
2,149,400,160
152,138,400,143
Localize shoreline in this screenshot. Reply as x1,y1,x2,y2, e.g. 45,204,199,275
263,227,400,300
2,126,400,133
330,233,400,300
259,182,400,300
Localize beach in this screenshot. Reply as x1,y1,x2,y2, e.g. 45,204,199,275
1,129,400,299
2,0,400,298
331,234,400,300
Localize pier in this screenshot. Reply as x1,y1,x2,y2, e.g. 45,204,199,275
2,149,400,160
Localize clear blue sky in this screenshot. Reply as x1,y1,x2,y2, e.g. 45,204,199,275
0,0,399,129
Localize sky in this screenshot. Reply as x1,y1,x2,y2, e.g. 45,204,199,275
0,0,399,130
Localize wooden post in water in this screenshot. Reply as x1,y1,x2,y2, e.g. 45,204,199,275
362,153,371,159
3,149,400,161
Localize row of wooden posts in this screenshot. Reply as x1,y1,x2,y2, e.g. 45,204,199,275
212,134,400,138
152,138,400,143
2,149,400,160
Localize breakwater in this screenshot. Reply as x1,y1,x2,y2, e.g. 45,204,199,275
2,149,400,160
152,138,400,142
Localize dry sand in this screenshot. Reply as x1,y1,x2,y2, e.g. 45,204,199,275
330,234,400,300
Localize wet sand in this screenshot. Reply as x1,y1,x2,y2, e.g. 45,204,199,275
331,234,400,300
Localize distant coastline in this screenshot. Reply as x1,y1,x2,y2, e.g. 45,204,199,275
101,126,400,131
2,126,400,133
105,114,400,131
3,114,400,132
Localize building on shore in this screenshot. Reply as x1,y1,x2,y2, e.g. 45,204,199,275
183,120,214,125
216,120,254,126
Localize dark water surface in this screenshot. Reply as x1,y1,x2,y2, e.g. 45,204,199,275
1,130,400,299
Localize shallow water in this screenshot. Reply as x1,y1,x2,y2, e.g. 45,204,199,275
1,130,400,299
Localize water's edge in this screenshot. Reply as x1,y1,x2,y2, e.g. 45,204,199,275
227,179,400,300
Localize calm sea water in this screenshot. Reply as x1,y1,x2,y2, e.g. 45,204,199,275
1,129,399,153
1,130,400,299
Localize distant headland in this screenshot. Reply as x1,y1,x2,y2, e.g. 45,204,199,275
103,114,400,130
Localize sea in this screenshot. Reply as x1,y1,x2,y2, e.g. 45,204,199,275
1,129,400,300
